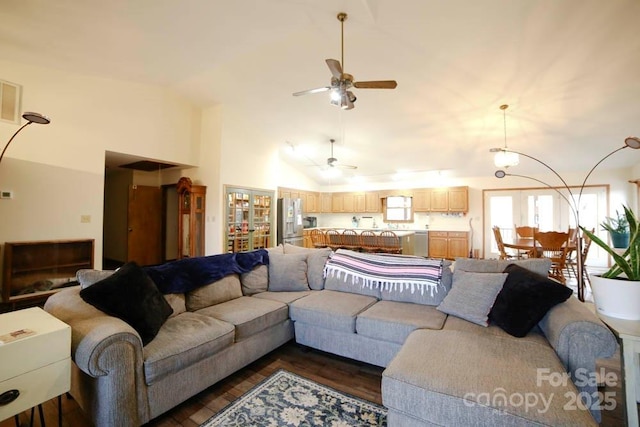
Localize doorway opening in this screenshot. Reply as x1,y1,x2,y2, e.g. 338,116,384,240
103,151,181,268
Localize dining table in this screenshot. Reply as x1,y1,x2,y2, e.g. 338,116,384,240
502,238,577,252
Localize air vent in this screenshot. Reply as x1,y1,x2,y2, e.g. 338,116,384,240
0,80,21,124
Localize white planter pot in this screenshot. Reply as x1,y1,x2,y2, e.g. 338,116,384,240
590,274,640,320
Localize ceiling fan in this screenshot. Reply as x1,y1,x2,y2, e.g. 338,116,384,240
327,139,357,169
293,12,398,110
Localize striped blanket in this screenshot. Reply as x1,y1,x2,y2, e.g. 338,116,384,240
324,249,443,296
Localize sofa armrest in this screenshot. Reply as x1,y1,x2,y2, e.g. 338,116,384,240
539,297,617,371
537,297,617,422
44,287,149,426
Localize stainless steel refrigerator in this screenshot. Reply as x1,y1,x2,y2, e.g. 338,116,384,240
277,198,304,246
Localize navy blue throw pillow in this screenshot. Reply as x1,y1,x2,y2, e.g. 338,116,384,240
80,262,173,345
489,263,573,337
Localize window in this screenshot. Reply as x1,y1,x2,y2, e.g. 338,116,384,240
384,196,413,222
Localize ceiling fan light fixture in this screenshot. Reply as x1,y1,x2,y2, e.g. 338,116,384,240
330,89,341,102
322,167,342,179
493,104,519,168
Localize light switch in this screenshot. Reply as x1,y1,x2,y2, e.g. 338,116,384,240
80,215,91,223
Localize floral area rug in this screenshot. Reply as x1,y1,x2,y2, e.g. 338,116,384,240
200,369,387,427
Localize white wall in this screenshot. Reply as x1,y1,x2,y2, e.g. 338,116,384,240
0,60,201,278
0,158,104,279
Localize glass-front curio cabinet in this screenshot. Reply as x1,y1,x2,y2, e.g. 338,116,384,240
225,186,274,253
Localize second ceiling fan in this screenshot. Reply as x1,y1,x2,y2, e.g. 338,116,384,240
293,12,397,110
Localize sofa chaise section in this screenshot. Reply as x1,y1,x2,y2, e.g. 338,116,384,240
382,328,598,426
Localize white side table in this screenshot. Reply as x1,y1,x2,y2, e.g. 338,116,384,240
598,313,640,427
0,307,71,425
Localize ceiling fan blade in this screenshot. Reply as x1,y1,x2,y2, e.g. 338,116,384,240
336,163,358,170
353,80,398,89
292,86,332,96
325,59,343,79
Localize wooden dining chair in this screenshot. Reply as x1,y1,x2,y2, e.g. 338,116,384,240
492,226,518,260
378,231,402,254
309,229,327,249
340,229,361,251
566,229,594,285
533,230,571,284
515,225,538,239
359,230,380,252
563,227,578,277
325,229,342,251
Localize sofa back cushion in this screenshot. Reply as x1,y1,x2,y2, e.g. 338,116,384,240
185,274,243,311
164,293,186,317
282,244,332,290
380,259,453,306
454,258,551,276
240,265,268,295
239,246,286,296
268,253,310,291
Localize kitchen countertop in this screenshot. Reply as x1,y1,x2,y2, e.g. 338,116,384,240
307,227,416,237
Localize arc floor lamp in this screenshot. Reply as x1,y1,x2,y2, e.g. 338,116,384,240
0,112,51,166
491,136,640,301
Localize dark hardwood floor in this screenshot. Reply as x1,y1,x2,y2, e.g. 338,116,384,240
3,340,636,427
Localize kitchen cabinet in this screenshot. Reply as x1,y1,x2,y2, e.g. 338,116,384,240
304,192,319,213
331,193,356,213
355,193,366,212
320,193,332,213
278,188,319,213
278,186,465,214
430,189,449,212
428,231,469,259
413,189,431,212
429,187,468,213
365,192,380,213
448,187,468,212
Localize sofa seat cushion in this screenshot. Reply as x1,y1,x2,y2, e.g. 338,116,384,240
196,296,288,341
143,312,234,385
382,329,597,426
289,289,378,333
252,290,312,304
356,301,447,344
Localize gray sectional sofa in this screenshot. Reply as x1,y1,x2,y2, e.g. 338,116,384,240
44,245,617,427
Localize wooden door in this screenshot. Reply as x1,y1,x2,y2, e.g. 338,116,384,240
127,185,162,266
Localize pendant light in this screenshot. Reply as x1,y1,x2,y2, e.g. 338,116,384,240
493,104,520,168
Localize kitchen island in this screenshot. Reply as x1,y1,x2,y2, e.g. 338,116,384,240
304,228,415,254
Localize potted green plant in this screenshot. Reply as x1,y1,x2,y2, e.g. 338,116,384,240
600,209,630,248
581,205,640,320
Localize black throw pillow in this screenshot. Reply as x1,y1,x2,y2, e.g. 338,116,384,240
489,263,573,337
79,262,173,345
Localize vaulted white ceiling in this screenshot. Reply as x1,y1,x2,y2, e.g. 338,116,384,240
2,0,639,184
